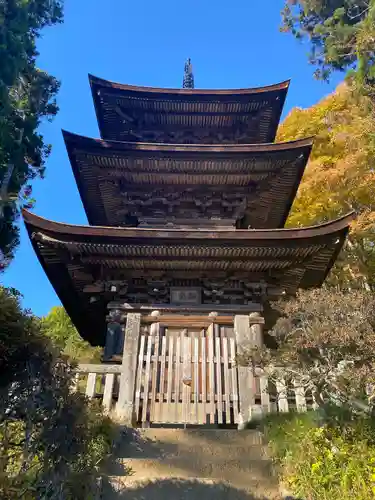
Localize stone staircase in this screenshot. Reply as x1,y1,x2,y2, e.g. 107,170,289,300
101,427,283,499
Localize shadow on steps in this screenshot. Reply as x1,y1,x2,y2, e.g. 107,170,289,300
105,427,275,487
102,477,275,499
100,427,295,499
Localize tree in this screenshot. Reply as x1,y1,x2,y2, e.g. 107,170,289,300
278,82,375,289
0,1,63,269
239,288,375,412
41,306,102,363
0,287,113,499
281,0,375,93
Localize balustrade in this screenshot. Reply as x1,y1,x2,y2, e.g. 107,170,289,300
73,363,317,421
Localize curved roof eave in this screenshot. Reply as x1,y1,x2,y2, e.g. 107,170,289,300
88,74,291,96
22,209,355,242
62,129,314,153
62,130,315,230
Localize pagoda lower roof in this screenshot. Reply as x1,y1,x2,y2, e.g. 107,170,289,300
89,75,289,144
64,131,312,229
24,210,353,345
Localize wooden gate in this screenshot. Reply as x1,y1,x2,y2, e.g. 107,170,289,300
134,321,240,426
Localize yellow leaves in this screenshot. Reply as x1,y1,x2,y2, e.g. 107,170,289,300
353,210,375,235
280,82,375,286
280,82,375,235
311,461,322,472
278,83,350,141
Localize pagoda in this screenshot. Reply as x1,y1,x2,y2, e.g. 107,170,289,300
23,61,353,426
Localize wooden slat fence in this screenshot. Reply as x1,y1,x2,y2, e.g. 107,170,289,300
73,355,318,423
134,324,240,426
134,324,232,425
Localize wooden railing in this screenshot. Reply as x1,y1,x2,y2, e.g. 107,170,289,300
251,374,318,415
73,362,318,421
73,364,122,414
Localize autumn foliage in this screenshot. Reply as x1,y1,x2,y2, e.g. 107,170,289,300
278,82,375,288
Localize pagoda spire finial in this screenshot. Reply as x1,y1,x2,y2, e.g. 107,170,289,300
183,58,194,89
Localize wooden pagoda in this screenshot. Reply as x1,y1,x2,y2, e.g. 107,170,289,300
23,64,353,426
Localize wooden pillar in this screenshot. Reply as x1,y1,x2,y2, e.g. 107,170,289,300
182,329,192,426
103,308,125,361
116,313,141,425
234,313,264,429
249,312,263,347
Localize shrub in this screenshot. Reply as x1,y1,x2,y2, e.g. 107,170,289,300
263,408,375,500
239,288,375,413
0,287,115,499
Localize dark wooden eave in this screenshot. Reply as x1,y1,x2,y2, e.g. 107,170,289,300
63,130,312,229
89,75,290,145
23,210,354,345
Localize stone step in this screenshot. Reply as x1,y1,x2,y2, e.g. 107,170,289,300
116,456,272,476
101,428,280,500
115,428,267,457
102,428,281,499
103,475,282,499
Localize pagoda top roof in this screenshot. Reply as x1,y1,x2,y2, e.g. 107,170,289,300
89,74,290,96
64,130,313,229
89,75,290,145
24,210,353,345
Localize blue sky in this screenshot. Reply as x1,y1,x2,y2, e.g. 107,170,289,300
2,0,343,317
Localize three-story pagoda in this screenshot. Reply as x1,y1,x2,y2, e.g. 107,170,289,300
24,63,353,351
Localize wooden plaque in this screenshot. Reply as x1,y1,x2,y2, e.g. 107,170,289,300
170,287,201,305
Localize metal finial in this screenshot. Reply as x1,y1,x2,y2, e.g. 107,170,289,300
183,58,194,89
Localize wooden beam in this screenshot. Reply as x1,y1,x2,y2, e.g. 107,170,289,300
141,315,234,327
77,364,123,374
107,302,263,314
139,314,262,327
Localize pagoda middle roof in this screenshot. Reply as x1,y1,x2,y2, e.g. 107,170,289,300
24,210,353,344
64,131,312,229
89,75,290,144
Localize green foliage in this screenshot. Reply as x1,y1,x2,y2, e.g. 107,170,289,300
239,288,375,411
281,0,375,93
41,306,102,363
0,286,45,389
0,287,114,499
278,82,375,288
0,1,63,267
264,409,375,499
